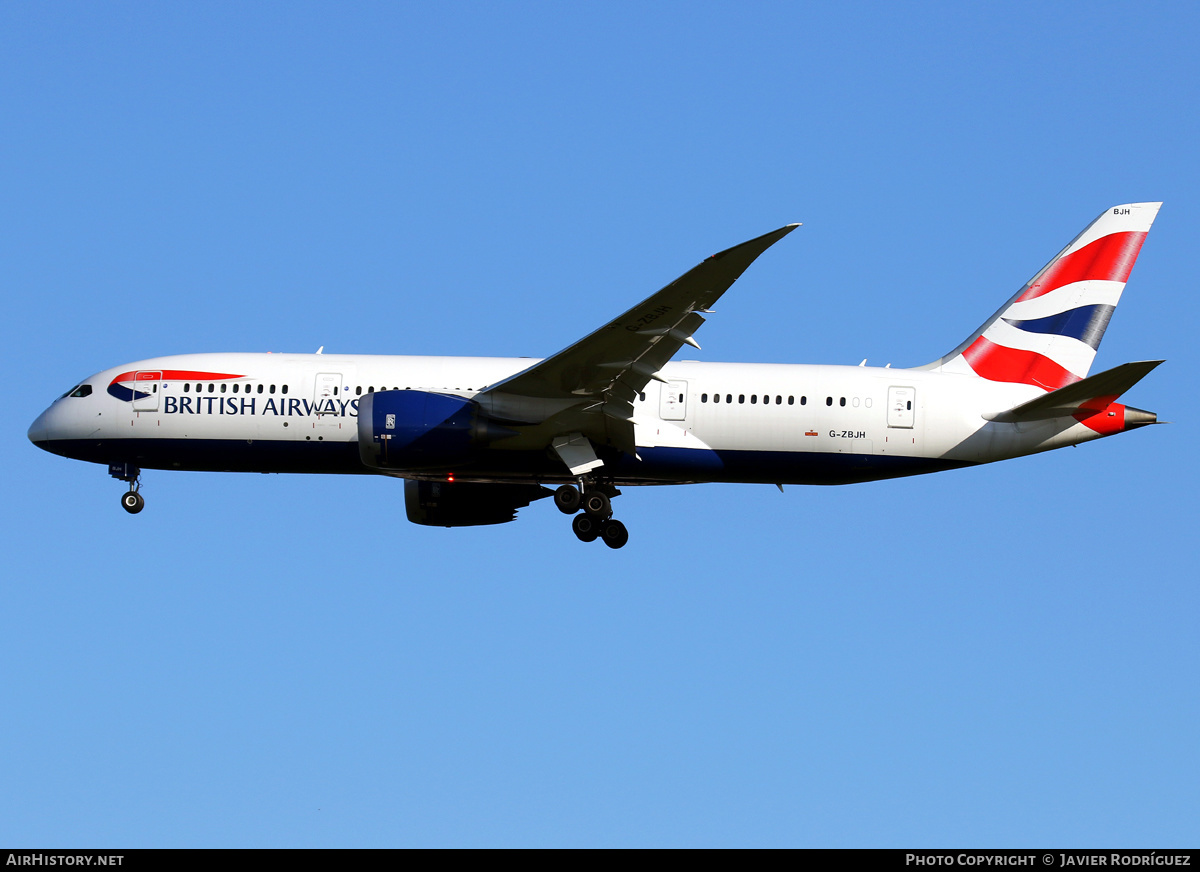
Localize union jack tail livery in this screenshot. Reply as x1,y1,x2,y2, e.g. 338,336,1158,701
926,202,1161,391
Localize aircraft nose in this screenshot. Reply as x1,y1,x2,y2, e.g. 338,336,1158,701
28,408,50,447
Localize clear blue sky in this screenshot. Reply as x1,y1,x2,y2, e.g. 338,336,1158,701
3,1,1197,847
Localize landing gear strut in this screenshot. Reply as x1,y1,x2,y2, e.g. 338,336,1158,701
559,482,628,549
110,462,144,515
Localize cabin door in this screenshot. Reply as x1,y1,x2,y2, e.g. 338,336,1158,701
312,372,346,438
132,371,161,412
887,386,915,428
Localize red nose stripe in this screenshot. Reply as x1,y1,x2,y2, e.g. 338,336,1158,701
110,369,245,384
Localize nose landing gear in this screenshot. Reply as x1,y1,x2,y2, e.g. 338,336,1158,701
121,489,144,514
557,483,628,549
110,462,144,515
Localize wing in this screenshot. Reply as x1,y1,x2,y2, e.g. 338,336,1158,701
476,224,799,457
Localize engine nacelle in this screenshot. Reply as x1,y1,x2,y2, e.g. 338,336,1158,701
405,479,553,527
357,390,513,470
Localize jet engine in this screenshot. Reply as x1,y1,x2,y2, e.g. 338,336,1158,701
405,479,552,526
357,390,515,471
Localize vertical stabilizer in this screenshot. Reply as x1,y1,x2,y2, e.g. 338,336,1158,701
922,203,1161,390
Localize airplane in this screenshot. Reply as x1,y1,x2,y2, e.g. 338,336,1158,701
28,202,1163,549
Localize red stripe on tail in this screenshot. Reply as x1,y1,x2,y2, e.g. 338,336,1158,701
1016,231,1147,302
962,336,1082,391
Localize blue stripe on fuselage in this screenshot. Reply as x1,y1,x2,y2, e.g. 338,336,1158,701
33,438,973,485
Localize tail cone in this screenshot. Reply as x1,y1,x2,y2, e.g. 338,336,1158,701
1124,406,1158,430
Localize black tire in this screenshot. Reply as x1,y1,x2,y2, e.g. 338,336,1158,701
121,491,144,514
600,519,629,550
582,490,611,519
572,513,599,542
554,484,581,515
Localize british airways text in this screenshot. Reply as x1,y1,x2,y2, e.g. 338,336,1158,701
161,397,359,417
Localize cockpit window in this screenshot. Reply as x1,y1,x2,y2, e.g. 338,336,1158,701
60,384,92,399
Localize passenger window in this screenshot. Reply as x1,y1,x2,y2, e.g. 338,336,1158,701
826,396,832,406
269,385,275,394
713,393,720,404
801,396,807,405
208,383,215,393
787,395,794,405
750,395,757,404
257,384,264,394
726,394,732,403
184,383,190,393
220,383,227,393
368,386,374,393
907,400,912,410
701,393,708,403
232,384,239,393
355,386,362,395
839,397,845,406
776,395,782,404
283,385,289,394
738,394,745,404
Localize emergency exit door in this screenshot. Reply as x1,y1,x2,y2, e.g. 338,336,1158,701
659,380,688,421
887,386,915,428
313,373,342,413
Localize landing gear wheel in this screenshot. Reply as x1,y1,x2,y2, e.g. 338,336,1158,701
582,490,611,519
572,513,600,543
121,491,144,514
600,519,629,550
554,484,581,515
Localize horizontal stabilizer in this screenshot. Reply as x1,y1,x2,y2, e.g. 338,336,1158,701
986,360,1163,422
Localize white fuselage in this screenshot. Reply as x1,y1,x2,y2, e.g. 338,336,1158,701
29,352,1114,486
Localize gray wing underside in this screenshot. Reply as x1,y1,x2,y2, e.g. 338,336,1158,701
476,224,798,456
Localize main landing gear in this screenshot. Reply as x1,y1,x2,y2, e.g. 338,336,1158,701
555,483,628,549
110,462,144,514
